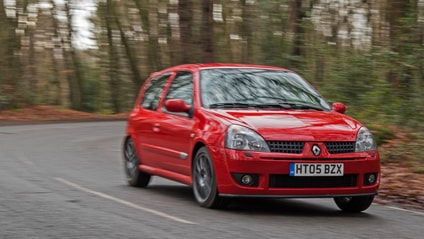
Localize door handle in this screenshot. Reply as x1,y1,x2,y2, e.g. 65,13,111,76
153,123,160,132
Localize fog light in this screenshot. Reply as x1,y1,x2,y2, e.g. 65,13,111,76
231,173,259,187
364,173,377,186
241,175,253,185
367,174,376,184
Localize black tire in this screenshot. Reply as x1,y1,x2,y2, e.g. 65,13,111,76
123,137,151,187
334,195,374,213
192,147,228,209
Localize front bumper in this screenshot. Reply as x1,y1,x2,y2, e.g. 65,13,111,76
209,147,381,197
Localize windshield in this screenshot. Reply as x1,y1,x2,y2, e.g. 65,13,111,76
200,68,330,110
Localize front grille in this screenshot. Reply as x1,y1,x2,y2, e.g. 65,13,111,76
267,141,304,154
325,142,355,154
269,174,357,188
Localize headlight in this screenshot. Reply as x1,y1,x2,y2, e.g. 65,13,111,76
225,125,270,152
355,127,377,152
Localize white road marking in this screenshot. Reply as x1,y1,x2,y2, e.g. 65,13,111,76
15,153,34,165
383,205,424,216
54,177,197,225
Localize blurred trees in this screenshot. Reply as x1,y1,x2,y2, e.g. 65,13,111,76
0,0,423,130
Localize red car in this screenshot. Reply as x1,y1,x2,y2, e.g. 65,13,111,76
123,63,380,212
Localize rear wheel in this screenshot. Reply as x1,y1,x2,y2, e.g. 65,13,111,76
192,147,227,209
123,138,151,187
334,195,374,212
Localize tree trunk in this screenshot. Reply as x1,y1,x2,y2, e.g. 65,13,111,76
65,1,85,111
0,0,8,99
179,0,194,63
112,4,143,88
200,0,214,62
288,0,305,69
106,0,121,113
0,1,20,108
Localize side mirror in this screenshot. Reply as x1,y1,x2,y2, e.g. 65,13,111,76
165,99,192,113
332,102,346,114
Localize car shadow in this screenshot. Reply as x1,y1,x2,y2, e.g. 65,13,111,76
145,184,194,200
130,184,377,218
225,198,375,218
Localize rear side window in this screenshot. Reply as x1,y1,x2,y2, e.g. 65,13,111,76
141,73,170,110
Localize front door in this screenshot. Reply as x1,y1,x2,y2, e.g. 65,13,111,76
151,71,195,176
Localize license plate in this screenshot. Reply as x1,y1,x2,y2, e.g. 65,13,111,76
289,163,344,176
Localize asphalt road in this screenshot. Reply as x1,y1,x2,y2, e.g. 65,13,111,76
1,121,423,239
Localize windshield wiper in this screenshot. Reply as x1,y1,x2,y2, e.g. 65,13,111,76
208,102,256,109
253,102,325,111
208,102,325,111
285,103,324,111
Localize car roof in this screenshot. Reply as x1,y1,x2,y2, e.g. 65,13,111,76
150,63,293,77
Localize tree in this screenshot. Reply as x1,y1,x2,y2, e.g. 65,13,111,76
200,0,214,62
0,0,22,108
105,0,122,113
178,0,194,63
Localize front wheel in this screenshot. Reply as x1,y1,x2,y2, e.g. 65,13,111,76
192,147,227,209
123,137,151,187
334,195,374,212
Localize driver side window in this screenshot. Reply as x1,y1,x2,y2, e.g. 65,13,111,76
165,71,193,106
162,71,193,116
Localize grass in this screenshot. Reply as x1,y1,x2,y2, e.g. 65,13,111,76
412,167,424,174
95,109,115,115
377,126,424,171
368,124,396,146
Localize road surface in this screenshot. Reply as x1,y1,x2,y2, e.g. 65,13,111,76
0,122,423,238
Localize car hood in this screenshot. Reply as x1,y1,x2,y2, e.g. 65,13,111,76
209,110,361,141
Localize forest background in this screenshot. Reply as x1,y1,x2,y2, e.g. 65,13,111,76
1,0,424,174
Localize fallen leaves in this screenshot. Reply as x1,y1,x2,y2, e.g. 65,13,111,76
377,163,424,210
0,105,128,121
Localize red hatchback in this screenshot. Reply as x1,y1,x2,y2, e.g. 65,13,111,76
123,63,380,212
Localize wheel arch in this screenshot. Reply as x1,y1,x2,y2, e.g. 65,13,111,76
191,142,206,168
123,129,142,160
122,136,131,159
